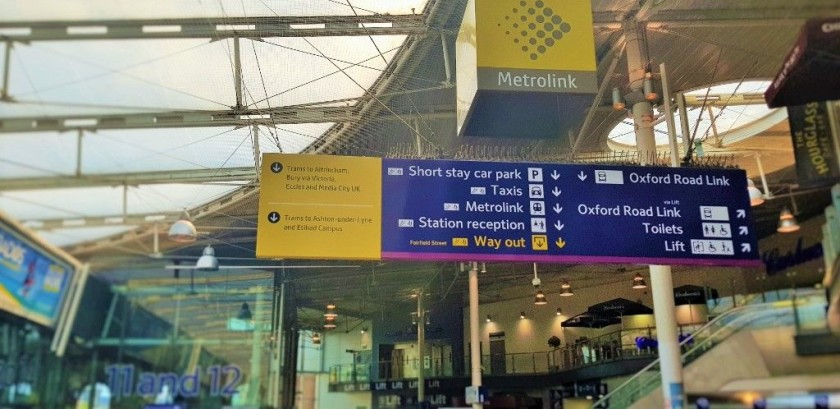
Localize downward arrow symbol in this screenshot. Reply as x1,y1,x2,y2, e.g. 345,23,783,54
739,226,748,236
551,170,561,180
555,238,566,248
554,221,564,231
741,243,751,253
552,187,562,197
736,209,746,219
578,171,588,181
553,204,563,214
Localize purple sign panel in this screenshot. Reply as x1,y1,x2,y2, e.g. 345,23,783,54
381,159,759,267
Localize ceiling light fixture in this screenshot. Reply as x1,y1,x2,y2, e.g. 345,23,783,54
168,210,197,242
747,179,765,206
612,87,626,110
560,280,574,297
632,273,648,289
324,303,337,319
312,332,321,345
777,207,800,233
520,312,526,320
534,290,548,305
486,315,492,323
237,302,252,320
532,263,547,305
195,245,220,271
643,72,658,102
556,307,563,316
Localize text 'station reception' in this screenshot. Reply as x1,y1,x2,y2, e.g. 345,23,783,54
257,154,760,267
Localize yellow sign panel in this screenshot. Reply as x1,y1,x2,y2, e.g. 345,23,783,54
476,0,596,71
531,235,548,251
256,154,382,260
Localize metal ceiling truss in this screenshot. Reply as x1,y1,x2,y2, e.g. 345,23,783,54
1,167,256,191
0,104,455,134
64,185,258,257
0,14,428,42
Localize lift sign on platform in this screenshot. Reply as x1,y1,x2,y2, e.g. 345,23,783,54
257,155,760,267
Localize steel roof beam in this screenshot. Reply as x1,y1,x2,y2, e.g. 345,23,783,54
0,104,455,134
0,14,427,41
0,167,256,191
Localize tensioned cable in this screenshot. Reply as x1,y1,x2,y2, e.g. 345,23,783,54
0,193,88,218
185,131,252,206
0,157,69,178
27,45,231,108
9,98,200,112
14,40,213,98
94,129,230,170
11,48,48,116
345,0,439,150
301,37,439,148
248,41,437,107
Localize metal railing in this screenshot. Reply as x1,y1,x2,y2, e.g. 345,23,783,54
591,289,828,409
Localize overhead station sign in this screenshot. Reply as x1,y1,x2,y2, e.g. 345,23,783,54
257,154,760,267
255,154,381,260
456,0,598,138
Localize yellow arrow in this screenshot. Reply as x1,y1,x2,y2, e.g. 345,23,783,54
555,238,566,249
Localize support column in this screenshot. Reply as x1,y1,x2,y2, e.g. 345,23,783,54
249,289,264,405
233,36,244,109
468,262,482,409
417,291,426,404
627,24,686,409
1,41,11,101
650,265,684,409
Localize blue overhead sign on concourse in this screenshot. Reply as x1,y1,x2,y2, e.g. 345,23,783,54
380,159,760,267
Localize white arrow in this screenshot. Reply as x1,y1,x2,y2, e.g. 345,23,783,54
553,204,563,214
739,226,749,236
551,170,561,180
741,243,751,253
578,171,588,181
554,221,564,231
736,209,746,219
552,187,562,197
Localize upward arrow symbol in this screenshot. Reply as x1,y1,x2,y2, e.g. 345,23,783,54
736,209,746,219
739,226,749,236
577,171,588,181
552,187,562,197
551,170,561,180
741,243,751,253
553,204,563,214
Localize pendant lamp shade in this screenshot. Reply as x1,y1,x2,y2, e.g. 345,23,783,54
195,245,219,271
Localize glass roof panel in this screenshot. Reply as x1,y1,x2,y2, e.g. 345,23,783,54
0,132,79,178
7,39,240,115
0,124,327,179
0,184,242,220
3,0,429,21
34,225,138,247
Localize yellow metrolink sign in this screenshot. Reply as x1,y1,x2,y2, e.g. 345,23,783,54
256,154,382,260
456,0,598,138
476,0,597,88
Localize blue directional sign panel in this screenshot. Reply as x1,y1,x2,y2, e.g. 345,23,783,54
381,159,760,267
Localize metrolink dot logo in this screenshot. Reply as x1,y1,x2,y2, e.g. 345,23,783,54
500,0,572,61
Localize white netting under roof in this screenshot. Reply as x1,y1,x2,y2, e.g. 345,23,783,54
0,0,430,247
